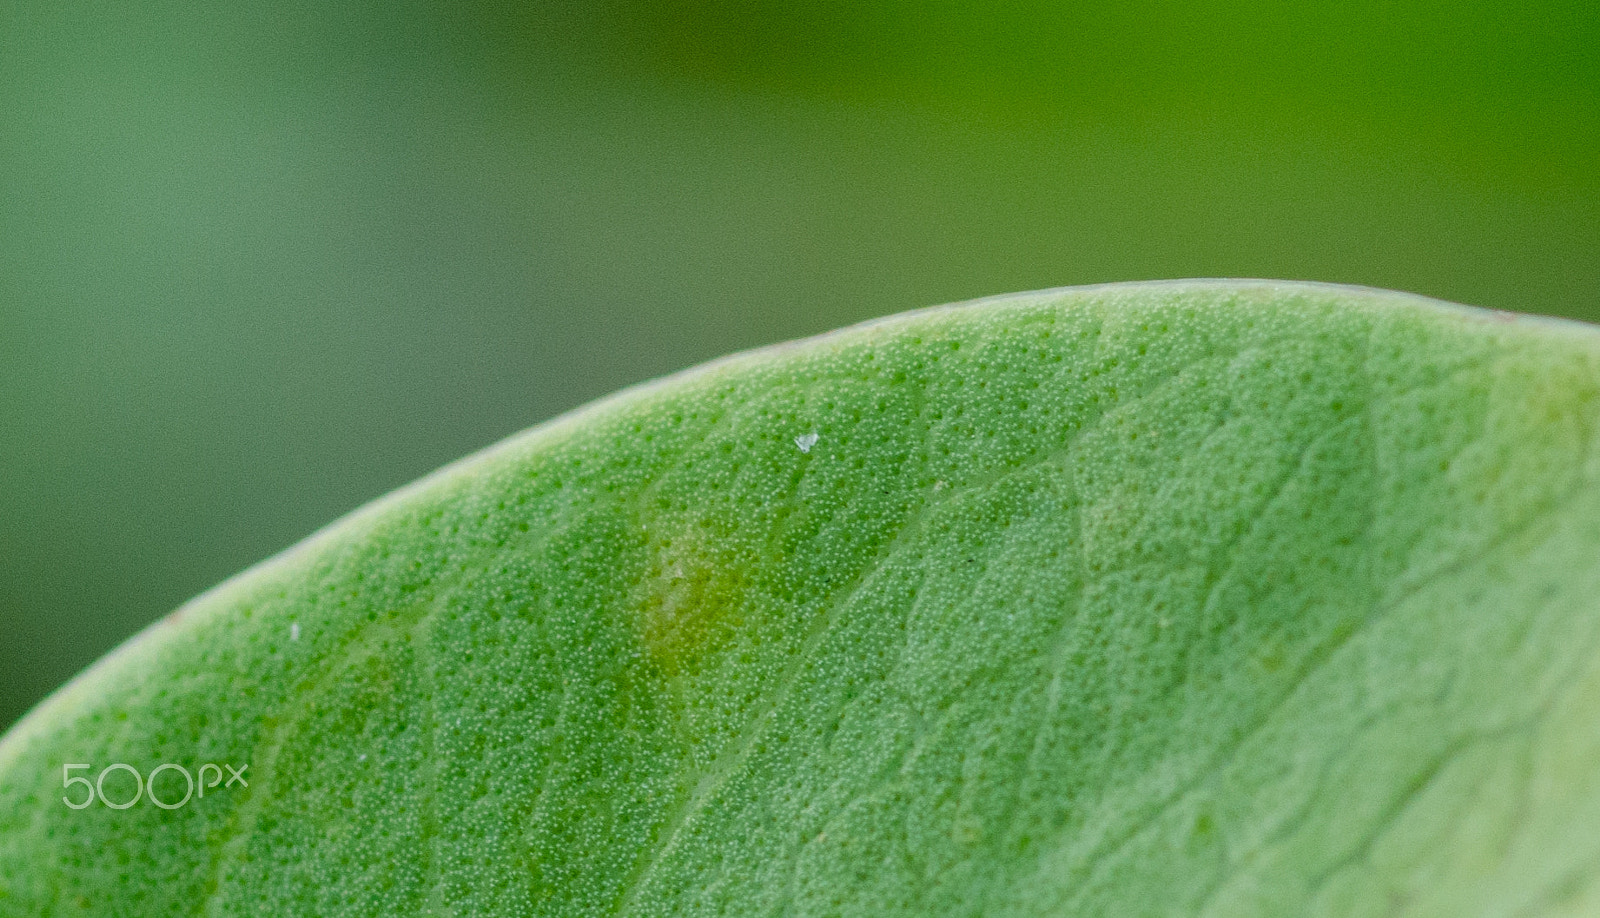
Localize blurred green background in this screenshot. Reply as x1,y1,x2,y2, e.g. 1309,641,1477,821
2,0,1597,730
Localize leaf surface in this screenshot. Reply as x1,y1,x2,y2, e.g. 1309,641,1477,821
4,281,1600,916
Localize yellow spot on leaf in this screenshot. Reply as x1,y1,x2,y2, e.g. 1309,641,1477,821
636,518,751,676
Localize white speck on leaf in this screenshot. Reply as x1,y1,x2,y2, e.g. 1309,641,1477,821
795,432,820,453
290,623,300,642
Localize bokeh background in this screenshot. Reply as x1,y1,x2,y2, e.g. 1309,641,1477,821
2,1,1597,730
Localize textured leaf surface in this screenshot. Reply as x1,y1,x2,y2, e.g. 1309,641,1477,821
4,281,1600,916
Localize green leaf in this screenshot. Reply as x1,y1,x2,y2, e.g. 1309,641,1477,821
4,280,1600,916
